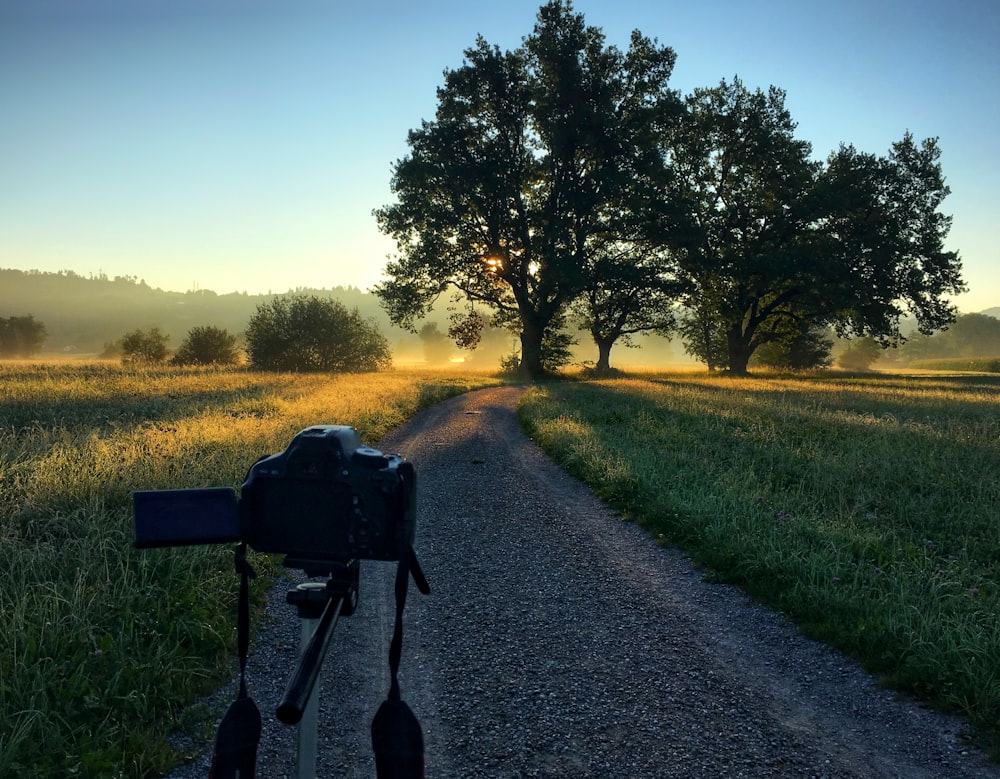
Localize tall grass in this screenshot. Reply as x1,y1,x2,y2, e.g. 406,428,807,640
0,363,500,778
519,372,1000,756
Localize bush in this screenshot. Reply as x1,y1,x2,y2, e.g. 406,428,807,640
245,295,392,372
418,322,454,364
0,314,47,357
836,336,883,371
171,326,240,366
120,327,170,364
753,326,833,370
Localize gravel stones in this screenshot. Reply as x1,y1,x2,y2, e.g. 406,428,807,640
164,387,997,778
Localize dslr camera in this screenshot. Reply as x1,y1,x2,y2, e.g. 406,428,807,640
133,425,416,574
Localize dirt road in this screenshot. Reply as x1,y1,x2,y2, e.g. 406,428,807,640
167,386,997,778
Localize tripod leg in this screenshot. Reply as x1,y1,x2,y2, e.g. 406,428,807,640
296,601,322,779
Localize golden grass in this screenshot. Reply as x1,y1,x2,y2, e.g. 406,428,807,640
0,362,502,777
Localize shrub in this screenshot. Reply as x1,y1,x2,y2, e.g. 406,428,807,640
245,295,391,372
836,336,883,371
120,327,170,364
0,314,47,357
171,326,240,366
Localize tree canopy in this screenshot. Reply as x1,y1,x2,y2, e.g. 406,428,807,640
120,327,170,364
665,78,964,373
375,0,680,378
376,3,963,376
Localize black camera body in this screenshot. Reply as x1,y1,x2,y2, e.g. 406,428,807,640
133,425,416,572
241,425,416,566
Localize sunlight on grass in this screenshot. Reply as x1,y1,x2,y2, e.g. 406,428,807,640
0,363,501,777
520,371,1000,757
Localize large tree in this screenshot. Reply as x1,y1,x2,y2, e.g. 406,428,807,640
666,78,964,374
571,250,681,373
374,0,679,378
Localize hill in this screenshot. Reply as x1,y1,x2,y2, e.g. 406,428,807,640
0,268,555,366
0,268,395,355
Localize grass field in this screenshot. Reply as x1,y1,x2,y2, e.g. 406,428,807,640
0,363,502,778
517,371,1000,757
908,357,1000,373
3,363,999,775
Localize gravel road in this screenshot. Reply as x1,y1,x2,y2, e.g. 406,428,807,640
165,385,998,778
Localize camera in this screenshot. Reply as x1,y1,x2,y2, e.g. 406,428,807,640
134,425,428,775
133,425,416,573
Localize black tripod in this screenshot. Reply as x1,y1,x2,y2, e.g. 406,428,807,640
218,550,426,778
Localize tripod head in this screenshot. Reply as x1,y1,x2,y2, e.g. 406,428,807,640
278,562,360,726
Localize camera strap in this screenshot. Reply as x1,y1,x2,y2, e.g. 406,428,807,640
234,543,257,700
389,545,430,698
372,545,429,778
209,543,262,779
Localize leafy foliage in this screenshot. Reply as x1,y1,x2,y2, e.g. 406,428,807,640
170,326,241,366
540,312,577,372
120,327,170,364
666,79,821,373
752,324,834,370
900,313,1000,363
678,298,728,371
836,337,883,371
0,314,47,357
666,78,964,374
375,0,680,377
245,295,391,372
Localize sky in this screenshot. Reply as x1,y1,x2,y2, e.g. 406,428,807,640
1,0,997,313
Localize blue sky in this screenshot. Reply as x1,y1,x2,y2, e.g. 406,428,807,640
1,0,997,312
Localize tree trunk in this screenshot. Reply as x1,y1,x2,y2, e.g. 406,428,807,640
594,337,614,375
703,320,718,371
519,323,545,380
726,327,753,375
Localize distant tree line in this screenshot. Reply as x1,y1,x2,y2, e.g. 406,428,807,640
747,313,1000,372
898,313,1000,362
0,267,389,356
81,305,996,374
374,0,965,377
